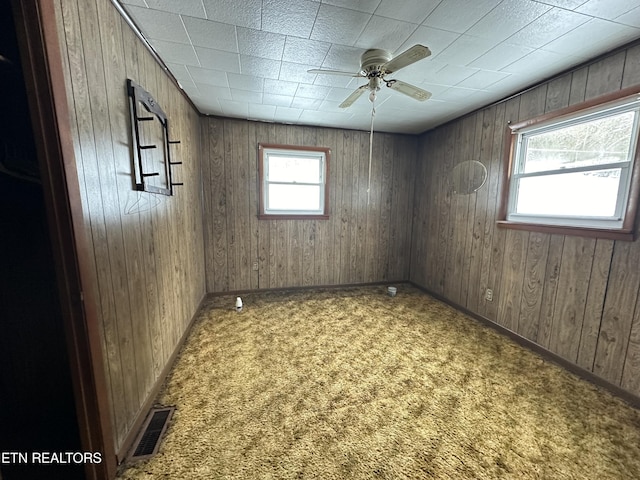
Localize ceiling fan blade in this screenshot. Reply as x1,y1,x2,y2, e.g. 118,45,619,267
386,80,431,101
307,68,364,77
339,85,369,108
382,44,431,74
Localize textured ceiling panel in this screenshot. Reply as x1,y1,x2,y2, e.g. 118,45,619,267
120,0,640,134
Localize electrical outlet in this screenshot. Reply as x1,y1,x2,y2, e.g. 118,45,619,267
485,288,493,302
252,261,259,271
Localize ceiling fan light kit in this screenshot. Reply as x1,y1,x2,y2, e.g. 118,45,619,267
308,44,432,108
308,44,434,206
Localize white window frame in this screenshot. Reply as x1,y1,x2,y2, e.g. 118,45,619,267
500,87,640,241
258,144,330,219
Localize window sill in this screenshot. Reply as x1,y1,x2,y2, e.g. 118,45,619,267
258,214,330,220
496,220,636,241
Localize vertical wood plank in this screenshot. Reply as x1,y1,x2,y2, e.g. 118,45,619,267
517,232,549,341
549,237,596,362
622,44,640,88
577,239,614,370
536,235,565,348
466,107,495,312
584,51,625,99
594,240,640,384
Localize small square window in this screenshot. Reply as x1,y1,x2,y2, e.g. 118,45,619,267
258,144,330,219
499,88,640,240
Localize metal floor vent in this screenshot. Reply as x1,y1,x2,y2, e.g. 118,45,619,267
130,406,175,461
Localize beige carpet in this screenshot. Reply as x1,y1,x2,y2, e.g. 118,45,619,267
118,285,640,479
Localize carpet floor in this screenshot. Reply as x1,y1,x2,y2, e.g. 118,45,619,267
117,285,640,479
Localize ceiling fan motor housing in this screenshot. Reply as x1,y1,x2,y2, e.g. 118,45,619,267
360,48,392,76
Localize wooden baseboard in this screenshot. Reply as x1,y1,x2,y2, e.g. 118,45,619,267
207,280,408,298
409,282,640,410
115,293,208,463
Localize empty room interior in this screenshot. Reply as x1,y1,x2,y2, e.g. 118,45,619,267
5,0,640,479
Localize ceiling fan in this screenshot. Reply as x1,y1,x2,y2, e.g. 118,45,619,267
308,44,432,108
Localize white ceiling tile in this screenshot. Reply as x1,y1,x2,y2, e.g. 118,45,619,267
355,16,416,52
187,66,229,87
291,97,323,109
505,8,590,48
422,0,502,34
182,17,238,52
165,62,198,89
299,110,352,126
313,73,354,88
576,0,637,20
321,44,364,71
122,0,640,133
616,6,640,28
263,93,293,107
227,73,265,92
382,58,445,85
148,39,200,66
483,72,530,92
532,0,586,8
468,43,534,71
321,0,381,14
195,84,232,100
145,0,206,17
396,25,460,58
264,78,300,95
195,46,241,72
219,99,250,117
416,82,450,96
120,0,147,7
396,26,459,59
319,99,347,111
311,4,372,45
202,0,262,29
262,0,320,37
237,28,286,60
275,106,303,121
436,34,501,66
500,49,573,76
231,89,263,103
373,0,440,23
124,6,190,44
434,86,484,103
433,64,479,85
279,61,318,83
295,84,332,99
195,102,222,116
240,56,281,80
282,37,331,66
543,18,639,56
466,0,552,43
249,104,276,120
457,69,512,89
326,86,359,102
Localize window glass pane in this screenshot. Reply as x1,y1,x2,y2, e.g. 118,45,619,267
268,155,321,183
267,184,321,211
515,169,621,217
523,111,634,173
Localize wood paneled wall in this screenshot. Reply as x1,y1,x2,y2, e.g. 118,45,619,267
411,42,640,398
53,0,205,452
201,118,416,292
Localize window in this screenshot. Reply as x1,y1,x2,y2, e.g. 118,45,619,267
258,144,330,219
499,87,640,240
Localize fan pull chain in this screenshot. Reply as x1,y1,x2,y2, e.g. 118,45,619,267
367,97,376,205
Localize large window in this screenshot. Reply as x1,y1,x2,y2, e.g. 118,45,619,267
500,87,640,240
258,144,330,219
